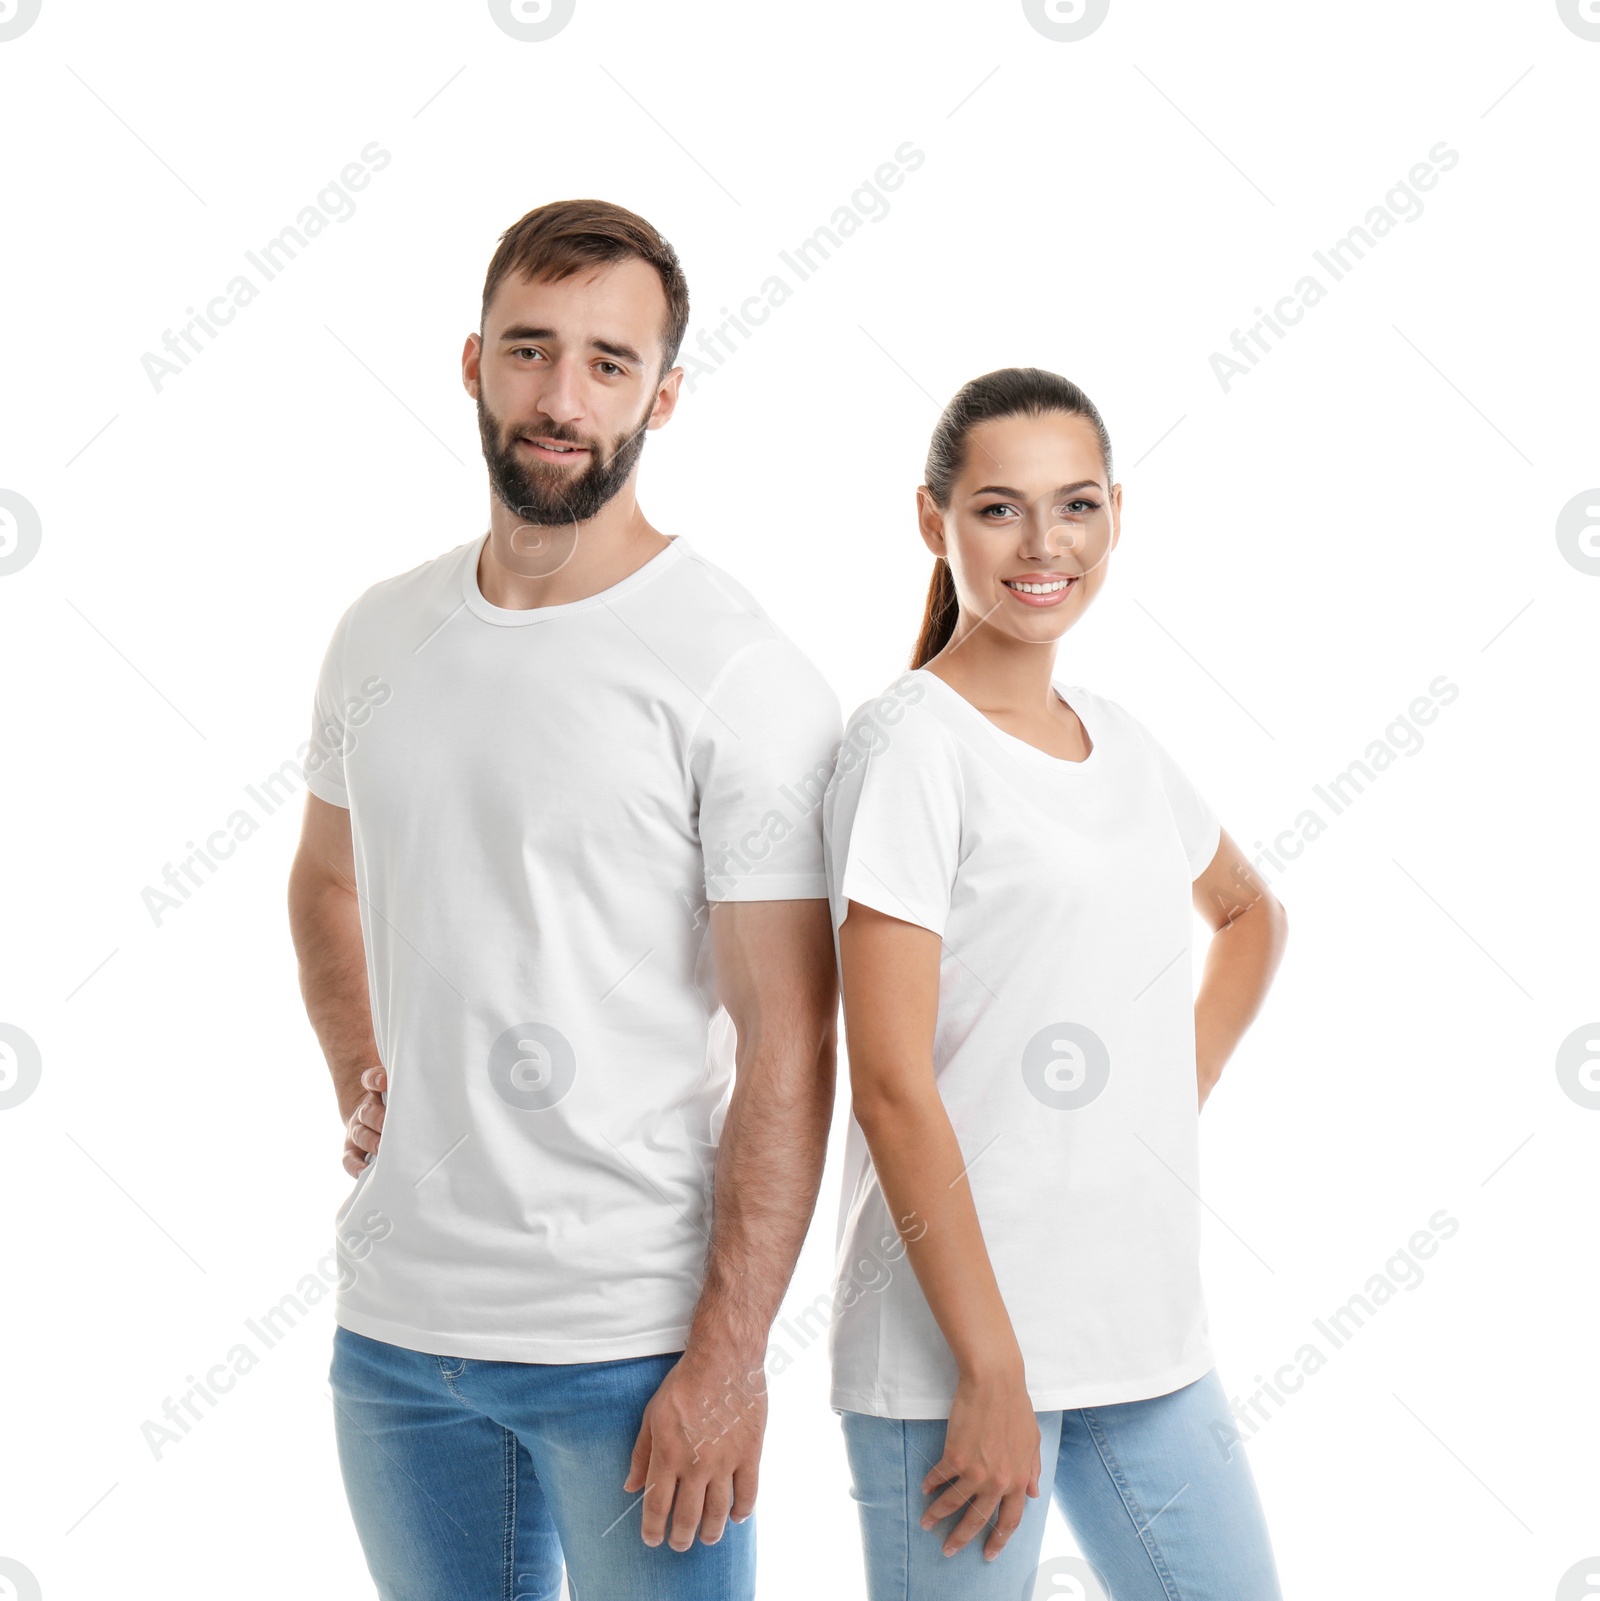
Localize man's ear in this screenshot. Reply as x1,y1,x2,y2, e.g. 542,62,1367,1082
648,365,685,430
461,330,484,398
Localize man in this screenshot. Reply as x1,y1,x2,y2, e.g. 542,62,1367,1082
287,198,842,1600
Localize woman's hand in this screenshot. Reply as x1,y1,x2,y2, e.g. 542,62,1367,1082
840,901,1044,1562
919,1362,1042,1562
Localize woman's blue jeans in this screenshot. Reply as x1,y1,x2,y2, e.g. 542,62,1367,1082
839,1368,1283,1600
329,1325,755,1600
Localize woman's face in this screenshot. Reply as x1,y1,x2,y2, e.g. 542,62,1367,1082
918,410,1121,647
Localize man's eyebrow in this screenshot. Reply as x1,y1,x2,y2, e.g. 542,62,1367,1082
969,480,1103,498
497,324,645,366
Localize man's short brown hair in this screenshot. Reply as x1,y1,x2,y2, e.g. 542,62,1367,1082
480,199,691,375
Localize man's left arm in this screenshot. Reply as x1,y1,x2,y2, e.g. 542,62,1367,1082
623,895,838,1552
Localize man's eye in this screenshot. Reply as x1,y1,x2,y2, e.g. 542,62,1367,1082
597,362,622,376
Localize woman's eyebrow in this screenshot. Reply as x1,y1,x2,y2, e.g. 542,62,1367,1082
969,480,1102,498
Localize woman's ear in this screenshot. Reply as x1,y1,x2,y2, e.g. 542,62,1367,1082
915,486,947,559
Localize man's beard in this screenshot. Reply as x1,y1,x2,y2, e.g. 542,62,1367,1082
476,390,651,530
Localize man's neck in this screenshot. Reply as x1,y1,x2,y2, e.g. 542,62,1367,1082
477,504,673,611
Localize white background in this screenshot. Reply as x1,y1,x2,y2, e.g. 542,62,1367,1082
2,2,1597,1597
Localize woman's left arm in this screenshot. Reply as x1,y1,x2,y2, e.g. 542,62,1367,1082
1189,827,1289,1109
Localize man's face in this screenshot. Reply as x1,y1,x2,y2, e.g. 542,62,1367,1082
473,256,675,531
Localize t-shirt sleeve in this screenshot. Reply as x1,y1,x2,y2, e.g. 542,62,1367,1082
691,635,842,902
1139,720,1222,879
825,701,962,939
302,604,354,809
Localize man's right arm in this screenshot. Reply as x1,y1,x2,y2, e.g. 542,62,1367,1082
287,791,385,1177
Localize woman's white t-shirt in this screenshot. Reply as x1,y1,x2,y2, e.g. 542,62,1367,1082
822,667,1223,1418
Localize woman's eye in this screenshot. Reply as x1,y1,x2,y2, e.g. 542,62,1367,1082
980,504,1015,519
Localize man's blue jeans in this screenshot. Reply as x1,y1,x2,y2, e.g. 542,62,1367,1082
839,1368,1283,1599
329,1325,756,1600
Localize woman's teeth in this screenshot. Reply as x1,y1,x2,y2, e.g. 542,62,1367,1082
1004,578,1073,594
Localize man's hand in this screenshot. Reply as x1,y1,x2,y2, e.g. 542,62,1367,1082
623,1345,766,1551
341,1065,386,1177
617,898,833,1552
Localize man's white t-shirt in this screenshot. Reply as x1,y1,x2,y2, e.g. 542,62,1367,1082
304,532,841,1363
822,668,1223,1418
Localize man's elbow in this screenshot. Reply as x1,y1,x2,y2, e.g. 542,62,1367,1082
286,854,357,938
730,1014,837,1109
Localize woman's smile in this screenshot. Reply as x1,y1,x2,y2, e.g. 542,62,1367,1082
1000,573,1080,607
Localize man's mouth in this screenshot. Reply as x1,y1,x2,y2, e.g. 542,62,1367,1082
1002,575,1079,606
520,435,590,463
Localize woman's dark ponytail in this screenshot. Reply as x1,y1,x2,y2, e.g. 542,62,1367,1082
910,367,1113,670
911,559,959,672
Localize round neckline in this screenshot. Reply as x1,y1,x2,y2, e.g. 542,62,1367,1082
462,530,685,626
914,667,1097,769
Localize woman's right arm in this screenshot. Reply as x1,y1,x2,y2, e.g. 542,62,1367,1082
839,898,1042,1564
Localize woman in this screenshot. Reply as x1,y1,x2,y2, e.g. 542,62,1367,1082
822,368,1289,1599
